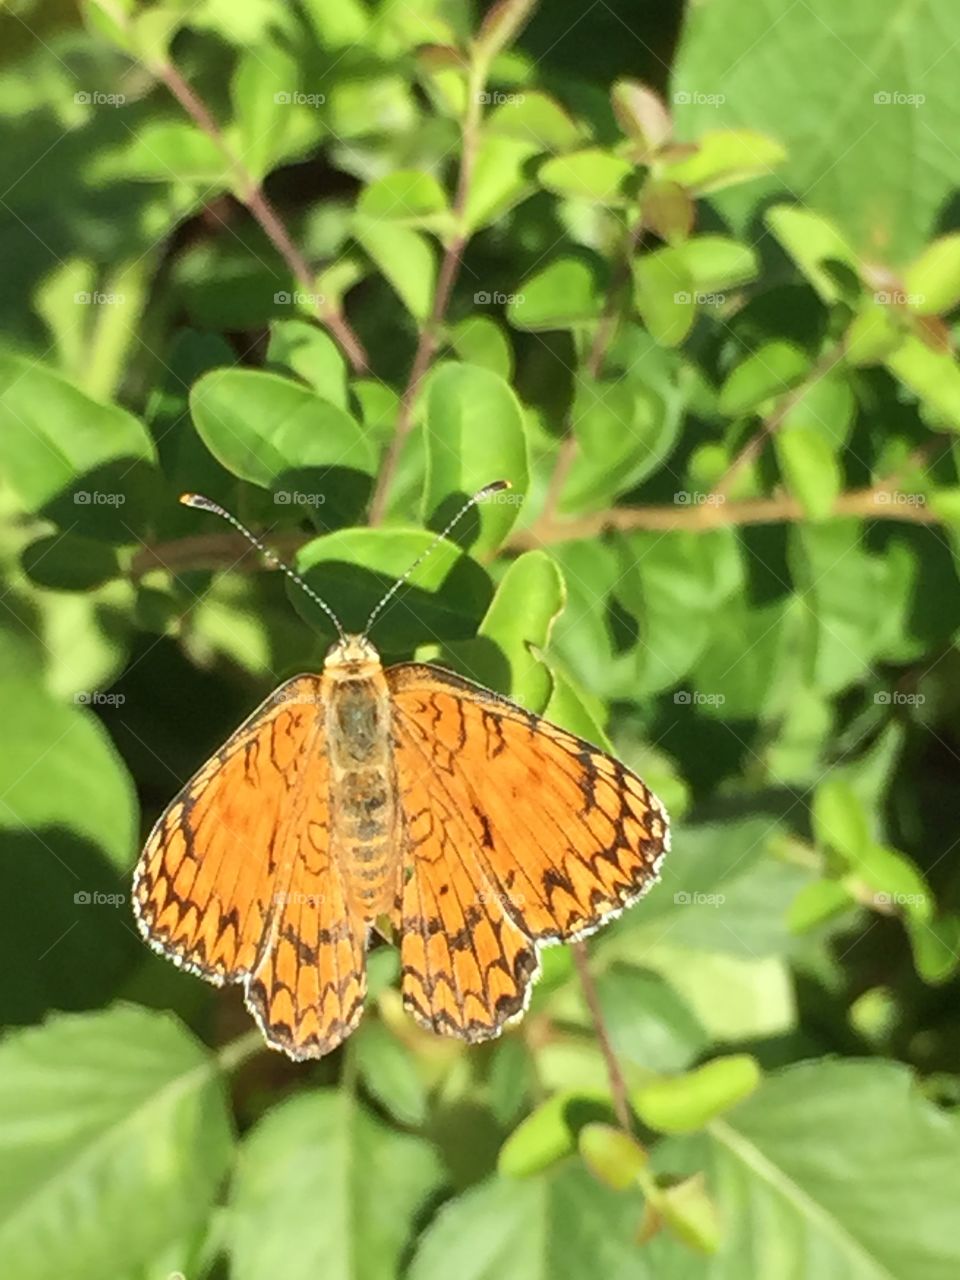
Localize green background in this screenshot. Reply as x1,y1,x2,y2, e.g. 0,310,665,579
2,0,960,1276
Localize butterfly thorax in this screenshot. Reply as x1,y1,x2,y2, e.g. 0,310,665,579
323,638,399,923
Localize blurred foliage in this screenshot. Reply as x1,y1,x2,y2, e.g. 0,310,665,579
2,0,960,1277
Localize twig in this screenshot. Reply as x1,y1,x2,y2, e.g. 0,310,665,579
366,59,486,524
131,482,942,577
153,59,369,373
711,342,847,500
572,942,632,1132
540,222,646,524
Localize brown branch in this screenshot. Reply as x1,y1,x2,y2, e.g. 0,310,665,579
711,342,847,500
151,55,369,373
572,942,632,1133
366,59,485,525
508,483,941,550
132,483,941,577
540,222,646,524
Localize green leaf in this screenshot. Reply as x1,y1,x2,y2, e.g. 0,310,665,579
537,148,632,204
661,128,785,194
230,42,302,183
114,121,231,184
612,79,672,152
632,1055,761,1134
0,353,157,542
845,301,905,366
353,1019,429,1127
904,233,960,316
486,91,583,151
776,425,841,520
410,1164,652,1280
476,551,565,709
595,967,709,1073
448,315,514,379
423,363,529,555
885,335,960,432
497,1090,614,1179
464,133,540,230
696,1059,960,1278
673,235,759,293
21,532,121,591
634,249,696,347
765,205,861,304
579,1124,647,1191
813,779,872,862
674,0,959,259
353,219,437,321
508,255,605,331
475,0,538,64
295,527,493,648
0,1006,233,1280
0,675,140,1022
267,319,348,407
189,368,375,525
357,170,451,230
718,341,811,417
228,1090,442,1280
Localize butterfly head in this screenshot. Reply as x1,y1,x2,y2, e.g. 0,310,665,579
325,633,381,674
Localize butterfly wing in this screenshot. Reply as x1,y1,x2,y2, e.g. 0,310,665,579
387,664,669,1041
133,674,366,1059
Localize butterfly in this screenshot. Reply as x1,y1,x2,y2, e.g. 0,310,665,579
133,485,670,1060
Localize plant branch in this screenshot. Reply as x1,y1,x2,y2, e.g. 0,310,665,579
146,51,369,373
508,483,940,549
572,942,632,1132
131,482,942,577
366,59,486,525
711,342,848,500
540,221,646,524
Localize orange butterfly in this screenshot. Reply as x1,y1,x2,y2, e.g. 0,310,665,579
133,486,669,1059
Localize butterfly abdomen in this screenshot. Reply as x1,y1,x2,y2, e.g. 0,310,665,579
325,662,400,922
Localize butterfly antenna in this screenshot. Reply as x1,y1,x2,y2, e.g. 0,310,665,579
179,493,347,642
362,480,511,638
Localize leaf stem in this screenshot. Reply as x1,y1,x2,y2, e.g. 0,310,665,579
217,1029,266,1073
572,942,632,1132
366,57,486,524
540,220,646,524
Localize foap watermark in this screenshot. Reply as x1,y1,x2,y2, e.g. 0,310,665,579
674,491,725,506
75,691,125,707
875,691,925,706
74,90,126,107
274,491,326,507
674,891,726,906
474,290,525,306
477,90,525,105
874,91,925,107
74,491,125,506
274,891,325,906
274,290,326,307
674,290,726,306
873,490,926,507
873,891,927,910
674,690,726,707
875,290,925,307
273,90,326,107
476,889,526,907
673,90,726,107
74,890,126,906
74,291,125,306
